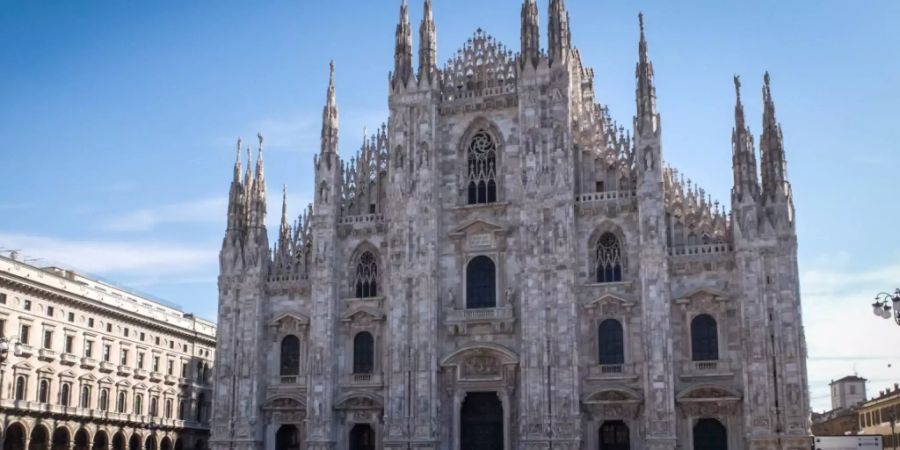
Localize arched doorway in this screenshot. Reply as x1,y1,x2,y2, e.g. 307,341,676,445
274,426,299,450
599,421,630,450
460,392,503,450
3,423,27,450
693,418,727,450
29,426,50,450
144,436,156,450
127,435,140,450
73,429,90,450
159,437,171,450
112,432,126,450
349,424,374,450
92,431,109,450
51,428,70,450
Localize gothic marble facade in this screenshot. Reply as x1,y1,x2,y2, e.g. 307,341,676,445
210,1,810,449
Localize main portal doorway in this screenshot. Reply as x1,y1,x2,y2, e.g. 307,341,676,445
460,392,504,450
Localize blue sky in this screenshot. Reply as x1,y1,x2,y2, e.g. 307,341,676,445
1,0,898,412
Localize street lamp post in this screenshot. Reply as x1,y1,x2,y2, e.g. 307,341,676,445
871,289,900,326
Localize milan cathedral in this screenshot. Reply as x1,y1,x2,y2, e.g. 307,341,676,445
210,1,810,449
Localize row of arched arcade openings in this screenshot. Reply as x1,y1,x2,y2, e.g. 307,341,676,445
269,410,729,450
0,424,203,450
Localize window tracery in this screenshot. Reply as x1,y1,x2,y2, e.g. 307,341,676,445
354,251,378,298
595,232,623,283
466,131,498,204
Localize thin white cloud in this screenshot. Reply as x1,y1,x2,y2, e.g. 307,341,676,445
101,197,227,232
801,256,900,412
0,232,217,276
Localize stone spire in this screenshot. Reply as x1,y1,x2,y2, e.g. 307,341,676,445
321,61,339,155
635,13,659,137
731,75,760,202
278,184,290,246
392,0,413,90
417,0,437,85
250,133,267,229
520,0,540,68
548,0,571,65
759,71,789,200
226,138,244,232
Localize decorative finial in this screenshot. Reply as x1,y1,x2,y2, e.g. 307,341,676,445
764,71,771,87
329,60,335,85
733,74,741,100
257,132,264,148
236,138,242,162
639,12,645,34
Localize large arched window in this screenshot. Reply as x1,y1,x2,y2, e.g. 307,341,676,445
80,385,91,408
15,375,26,400
280,335,301,376
39,379,50,403
598,319,625,365
165,399,173,419
99,388,109,411
117,392,126,413
60,382,71,406
691,314,719,361
352,332,374,374
354,251,378,298
596,232,623,283
134,394,143,415
466,131,498,204
466,256,496,309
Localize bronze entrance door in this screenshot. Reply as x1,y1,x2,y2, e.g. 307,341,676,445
349,424,375,450
599,421,630,450
693,418,727,450
275,425,300,450
461,392,504,450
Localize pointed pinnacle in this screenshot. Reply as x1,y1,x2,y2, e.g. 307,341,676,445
424,0,432,18
733,75,742,103
639,12,645,37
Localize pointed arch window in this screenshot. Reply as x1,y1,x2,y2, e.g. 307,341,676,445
280,335,301,376
466,256,496,309
598,319,625,365
691,314,719,361
352,332,374,374
595,232,623,283
354,251,378,298
466,130,498,204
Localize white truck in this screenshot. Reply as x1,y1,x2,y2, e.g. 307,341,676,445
813,435,884,450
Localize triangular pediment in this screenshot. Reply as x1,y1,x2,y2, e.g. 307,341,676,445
12,361,33,371
270,312,311,327
78,373,97,382
450,219,507,237
116,380,132,388
58,370,76,379
587,293,636,307
583,387,643,404
37,365,55,375
673,287,729,303
676,385,742,402
133,383,148,390
98,376,114,385
341,306,385,323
